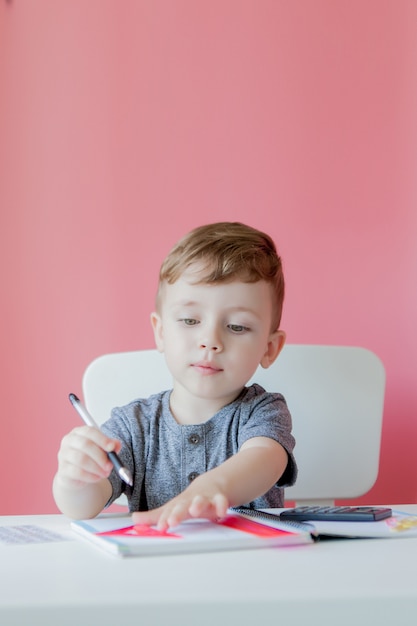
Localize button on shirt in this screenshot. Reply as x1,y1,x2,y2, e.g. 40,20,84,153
101,384,297,511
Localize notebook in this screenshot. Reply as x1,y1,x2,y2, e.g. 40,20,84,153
235,507,417,540
71,510,314,558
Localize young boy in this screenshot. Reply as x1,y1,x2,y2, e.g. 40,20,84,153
53,222,297,529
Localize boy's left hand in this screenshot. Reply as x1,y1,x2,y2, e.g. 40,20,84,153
132,480,229,531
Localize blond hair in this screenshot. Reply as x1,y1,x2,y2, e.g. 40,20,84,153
157,222,285,330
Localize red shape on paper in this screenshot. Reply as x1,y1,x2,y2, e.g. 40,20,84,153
219,515,293,537
97,525,181,539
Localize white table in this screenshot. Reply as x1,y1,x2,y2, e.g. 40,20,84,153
1,506,416,626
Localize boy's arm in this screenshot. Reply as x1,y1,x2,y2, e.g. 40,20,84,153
52,474,112,520
132,436,288,530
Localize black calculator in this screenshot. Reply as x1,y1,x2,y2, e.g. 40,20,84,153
280,506,392,522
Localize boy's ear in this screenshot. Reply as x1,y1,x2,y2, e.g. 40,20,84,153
260,330,286,369
150,312,164,352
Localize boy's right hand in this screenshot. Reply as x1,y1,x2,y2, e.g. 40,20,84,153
56,426,121,489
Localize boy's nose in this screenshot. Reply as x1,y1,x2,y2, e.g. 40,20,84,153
199,330,223,352
200,341,222,352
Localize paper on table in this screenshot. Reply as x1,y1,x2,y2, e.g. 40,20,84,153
0,525,70,545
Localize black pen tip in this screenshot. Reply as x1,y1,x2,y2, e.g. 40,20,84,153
69,393,79,404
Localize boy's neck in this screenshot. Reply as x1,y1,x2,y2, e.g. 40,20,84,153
169,386,244,425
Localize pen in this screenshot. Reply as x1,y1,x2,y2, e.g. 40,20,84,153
68,393,133,487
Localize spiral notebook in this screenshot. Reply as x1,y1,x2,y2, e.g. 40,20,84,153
71,510,314,558
234,507,417,540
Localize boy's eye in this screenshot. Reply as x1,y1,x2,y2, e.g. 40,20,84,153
228,324,249,333
181,318,199,326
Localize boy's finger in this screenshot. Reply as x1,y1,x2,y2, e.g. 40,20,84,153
213,493,229,519
188,495,207,518
77,426,121,453
166,502,190,529
132,508,162,527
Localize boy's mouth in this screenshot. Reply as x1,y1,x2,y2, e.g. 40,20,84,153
191,361,223,375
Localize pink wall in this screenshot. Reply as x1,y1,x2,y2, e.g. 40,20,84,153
1,1,416,515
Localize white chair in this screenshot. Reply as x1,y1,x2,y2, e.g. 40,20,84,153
82,345,386,506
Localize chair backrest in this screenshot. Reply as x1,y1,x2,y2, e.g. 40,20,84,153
82,344,385,506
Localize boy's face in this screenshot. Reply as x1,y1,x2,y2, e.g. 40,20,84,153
151,265,285,410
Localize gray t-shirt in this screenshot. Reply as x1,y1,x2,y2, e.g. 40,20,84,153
101,383,297,511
